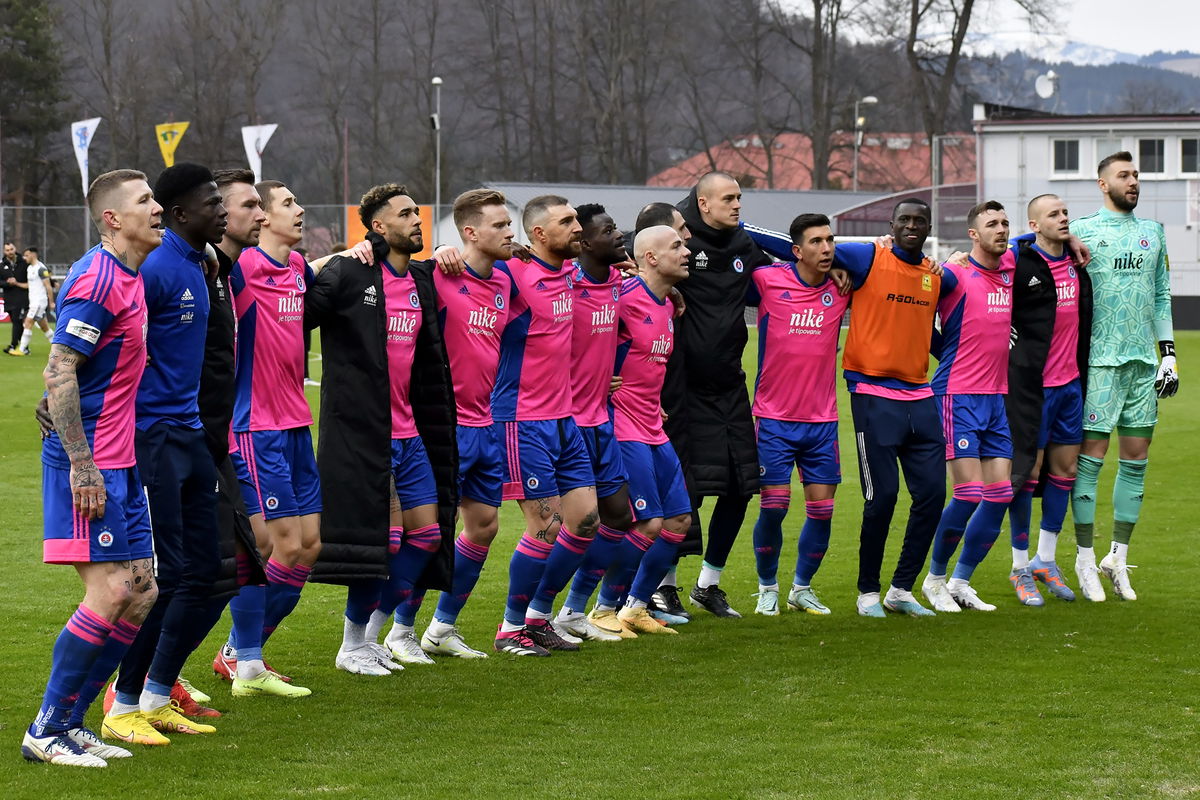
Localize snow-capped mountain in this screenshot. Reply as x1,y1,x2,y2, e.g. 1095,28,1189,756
965,30,1140,66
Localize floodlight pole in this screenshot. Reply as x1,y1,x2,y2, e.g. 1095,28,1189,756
852,95,878,193
431,76,443,248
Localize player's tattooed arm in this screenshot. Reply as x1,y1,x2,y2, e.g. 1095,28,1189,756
45,343,105,519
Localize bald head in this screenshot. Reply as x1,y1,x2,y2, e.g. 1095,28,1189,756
634,225,676,265
1027,193,1059,219
695,172,741,230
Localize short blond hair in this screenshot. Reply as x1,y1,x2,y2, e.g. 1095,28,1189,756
86,169,147,231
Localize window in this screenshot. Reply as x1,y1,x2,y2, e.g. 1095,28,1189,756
1095,137,1123,168
1053,139,1080,173
1183,138,1199,174
1138,138,1165,173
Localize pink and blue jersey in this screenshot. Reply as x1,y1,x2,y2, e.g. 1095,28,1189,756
749,263,849,422
434,263,511,426
383,262,422,438
491,255,574,422
1037,245,1081,387
932,258,1013,396
570,261,623,427
230,247,314,432
611,277,673,445
43,246,148,470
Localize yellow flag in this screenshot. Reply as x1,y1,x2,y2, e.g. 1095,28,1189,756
155,122,190,167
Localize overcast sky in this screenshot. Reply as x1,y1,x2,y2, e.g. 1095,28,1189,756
994,0,1196,56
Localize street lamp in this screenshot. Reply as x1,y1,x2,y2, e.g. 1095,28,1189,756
430,76,443,248
852,95,878,193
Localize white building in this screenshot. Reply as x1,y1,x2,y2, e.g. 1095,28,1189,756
974,103,1200,325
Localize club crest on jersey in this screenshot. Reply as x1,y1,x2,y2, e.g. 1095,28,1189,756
612,287,620,302
265,496,280,511
1088,412,1098,422
634,497,648,511
495,293,505,310
921,274,933,292
1001,272,1011,285
821,291,834,307
957,438,969,450
565,275,574,289
409,291,420,309
667,318,674,332
1068,266,1077,278
526,476,540,490
1139,238,1150,249
759,465,766,476
694,251,709,270
295,274,305,292
732,257,744,273
97,528,114,547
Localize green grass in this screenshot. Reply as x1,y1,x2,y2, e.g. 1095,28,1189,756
2,332,1199,799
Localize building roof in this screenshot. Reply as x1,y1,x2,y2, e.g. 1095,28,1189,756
646,131,976,193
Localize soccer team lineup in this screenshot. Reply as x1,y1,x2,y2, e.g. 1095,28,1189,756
16,151,1178,770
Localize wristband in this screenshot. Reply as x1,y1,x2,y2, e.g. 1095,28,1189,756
1160,340,1175,358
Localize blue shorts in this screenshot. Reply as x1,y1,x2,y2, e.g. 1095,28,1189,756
579,421,627,499
620,440,691,522
231,428,322,520
756,418,842,486
1039,379,1084,448
43,464,154,564
938,394,1013,461
457,425,504,507
497,418,594,501
392,436,438,509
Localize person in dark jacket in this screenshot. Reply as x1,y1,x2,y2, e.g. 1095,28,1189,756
664,172,771,618
2,241,30,354
303,185,459,675
1004,193,1093,606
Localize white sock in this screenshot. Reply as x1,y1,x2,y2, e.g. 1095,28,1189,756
236,659,265,680
499,620,523,633
658,567,678,588
139,687,172,713
595,603,617,613
19,328,32,350
1036,529,1059,562
926,571,946,581
109,699,139,716
41,326,52,340
1110,541,1129,562
758,583,779,593
364,609,389,642
1012,548,1030,569
624,597,647,610
697,563,722,589
342,616,366,650
793,583,808,593
1076,545,1096,564
525,608,552,621
946,577,968,592
555,607,582,622
426,618,454,638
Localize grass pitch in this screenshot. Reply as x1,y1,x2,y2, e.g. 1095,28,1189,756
1,331,1198,799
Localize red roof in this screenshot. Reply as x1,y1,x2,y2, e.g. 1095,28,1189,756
648,131,976,192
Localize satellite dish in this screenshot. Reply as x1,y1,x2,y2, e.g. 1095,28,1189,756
1035,71,1058,100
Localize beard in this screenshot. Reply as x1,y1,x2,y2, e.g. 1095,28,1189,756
388,231,423,254
1108,185,1138,212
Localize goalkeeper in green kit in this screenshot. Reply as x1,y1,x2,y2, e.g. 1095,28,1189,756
1068,151,1177,602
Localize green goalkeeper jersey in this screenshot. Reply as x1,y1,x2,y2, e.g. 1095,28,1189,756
1070,207,1174,367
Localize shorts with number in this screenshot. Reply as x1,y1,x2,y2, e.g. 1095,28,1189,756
497,418,594,501
1084,362,1157,432
1038,379,1084,447
620,440,691,522
392,436,438,509
579,421,627,499
755,418,842,486
26,299,48,321
938,394,1013,461
458,424,504,507
42,464,154,564
231,427,321,520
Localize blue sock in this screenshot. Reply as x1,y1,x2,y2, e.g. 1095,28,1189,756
752,507,787,586
794,499,835,585
952,483,1014,580
528,528,591,617
32,606,114,736
597,531,652,608
629,535,682,603
394,590,426,628
345,581,382,625
261,560,308,646
563,526,625,614
433,536,490,625
1039,474,1074,536
383,524,440,619
68,619,140,728
230,583,266,664
1009,482,1035,551
504,533,552,626
930,482,982,575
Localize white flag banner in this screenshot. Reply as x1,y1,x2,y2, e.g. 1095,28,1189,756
71,117,102,199
241,124,278,183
